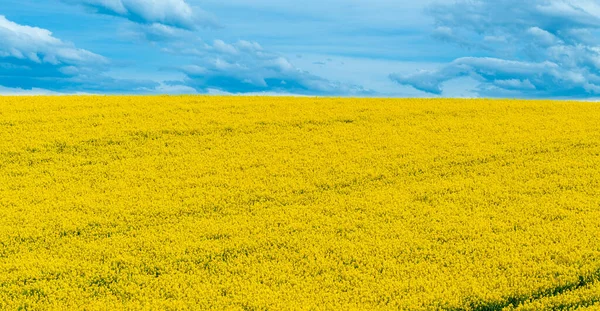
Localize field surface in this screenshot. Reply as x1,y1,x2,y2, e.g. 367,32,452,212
1,96,600,310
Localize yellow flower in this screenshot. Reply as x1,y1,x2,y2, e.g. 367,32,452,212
0,96,599,310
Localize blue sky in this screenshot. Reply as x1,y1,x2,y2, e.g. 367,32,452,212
1,0,600,98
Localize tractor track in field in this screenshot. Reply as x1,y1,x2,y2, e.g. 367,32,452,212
445,267,600,311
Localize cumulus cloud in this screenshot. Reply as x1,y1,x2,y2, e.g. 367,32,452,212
62,0,218,31
56,1,364,95
0,15,107,66
174,39,368,95
391,0,600,97
0,15,157,93
390,57,598,96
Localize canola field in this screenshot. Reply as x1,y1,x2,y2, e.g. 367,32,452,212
1,96,600,310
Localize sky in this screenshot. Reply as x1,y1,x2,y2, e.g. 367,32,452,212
1,0,600,98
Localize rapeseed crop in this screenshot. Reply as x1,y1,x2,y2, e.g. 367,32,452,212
1,96,600,310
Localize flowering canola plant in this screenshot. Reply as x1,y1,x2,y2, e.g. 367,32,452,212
1,96,600,310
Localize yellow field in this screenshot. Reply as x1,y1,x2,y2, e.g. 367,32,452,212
1,96,600,310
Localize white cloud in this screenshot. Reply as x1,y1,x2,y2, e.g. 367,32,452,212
134,82,198,94
212,40,239,55
391,0,600,98
0,15,160,93
526,27,561,46
390,57,597,96
62,0,218,30
175,39,368,95
0,15,107,66
494,79,536,90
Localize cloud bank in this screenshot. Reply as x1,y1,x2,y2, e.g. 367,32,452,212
56,0,360,95
172,39,369,95
62,0,218,31
0,15,106,66
0,15,157,93
390,0,600,97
